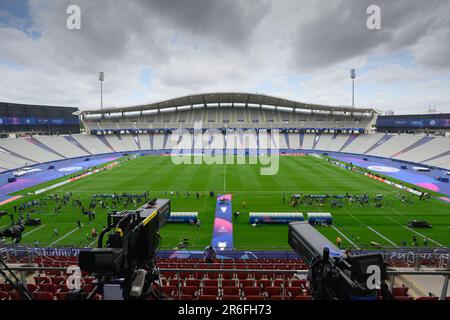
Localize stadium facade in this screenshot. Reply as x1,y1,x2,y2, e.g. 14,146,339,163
79,92,378,133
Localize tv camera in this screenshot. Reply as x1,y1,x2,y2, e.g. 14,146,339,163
288,221,393,300
78,198,170,300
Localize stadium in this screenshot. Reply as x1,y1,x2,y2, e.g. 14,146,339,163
0,93,449,301
0,0,449,305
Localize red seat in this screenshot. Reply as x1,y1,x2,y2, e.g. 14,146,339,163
202,286,219,296
0,291,9,300
294,295,312,300
291,279,306,287
33,292,54,300
204,279,219,287
9,291,23,300
246,295,265,300
239,280,254,288
221,279,235,287
198,295,216,300
392,287,409,296
265,286,281,298
257,279,272,288
237,272,249,280
273,279,285,287
56,292,68,300
286,286,301,297
0,283,13,291
223,286,240,296
177,294,193,300
82,284,94,293
162,285,177,297
26,284,39,293
181,286,198,297
222,295,241,300
243,286,261,296
51,276,67,285
34,276,51,284
270,295,284,300
38,283,58,294
186,279,201,287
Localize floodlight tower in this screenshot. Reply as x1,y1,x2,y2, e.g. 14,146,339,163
99,72,104,109
350,69,356,108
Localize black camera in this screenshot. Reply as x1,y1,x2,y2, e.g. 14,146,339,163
288,221,391,300
78,199,170,300
0,223,25,244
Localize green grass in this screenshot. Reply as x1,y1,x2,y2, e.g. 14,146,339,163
1,154,449,250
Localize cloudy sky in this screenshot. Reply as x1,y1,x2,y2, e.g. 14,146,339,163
0,0,449,114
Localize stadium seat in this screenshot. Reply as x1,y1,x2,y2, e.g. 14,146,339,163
55,292,68,300
264,286,281,298
49,277,66,286
221,279,235,287
34,276,51,285
293,295,312,300
26,284,39,293
204,279,219,287
198,295,217,300
222,295,241,301
222,286,240,296
246,295,265,300
181,286,198,297
392,287,409,296
161,285,177,297
202,286,219,296
0,291,9,300
38,283,58,294
286,286,301,297
186,279,201,287
33,292,54,300
9,291,24,300
0,283,13,291
239,279,254,288
257,279,272,288
243,286,261,296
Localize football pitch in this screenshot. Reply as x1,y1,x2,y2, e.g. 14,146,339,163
2,154,450,250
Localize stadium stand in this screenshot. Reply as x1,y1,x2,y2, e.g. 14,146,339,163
1,132,450,173
0,93,449,173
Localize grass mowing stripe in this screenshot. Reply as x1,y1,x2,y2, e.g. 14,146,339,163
22,224,46,237
331,225,360,249
50,227,80,246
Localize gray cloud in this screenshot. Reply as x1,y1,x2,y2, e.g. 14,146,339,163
0,0,449,113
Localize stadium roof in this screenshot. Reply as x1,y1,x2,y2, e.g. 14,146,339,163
78,92,378,115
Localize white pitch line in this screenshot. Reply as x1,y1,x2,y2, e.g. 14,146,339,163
22,224,46,237
223,163,227,192
331,225,360,250
404,226,445,248
50,227,79,246
386,207,446,247
366,226,398,247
